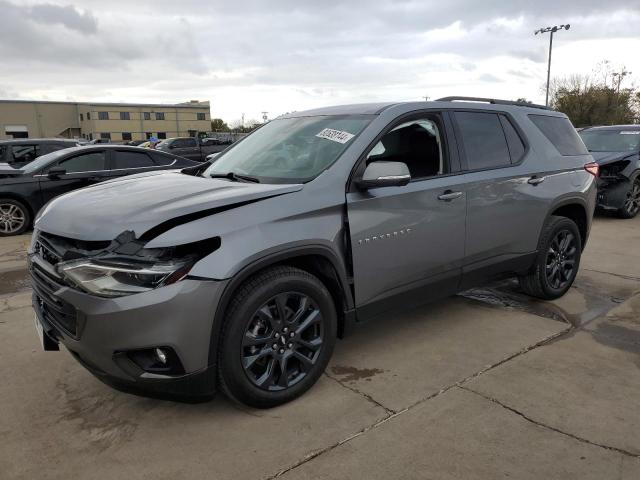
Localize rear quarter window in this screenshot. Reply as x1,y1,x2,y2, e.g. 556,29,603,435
528,115,588,156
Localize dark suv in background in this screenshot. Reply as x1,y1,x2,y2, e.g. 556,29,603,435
30,97,596,408
156,136,231,161
579,125,640,218
0,138,80,168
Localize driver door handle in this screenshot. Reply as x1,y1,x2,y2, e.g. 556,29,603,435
438,190,463,201
528,175,546,185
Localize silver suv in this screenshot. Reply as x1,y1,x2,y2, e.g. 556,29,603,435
29,97,597,407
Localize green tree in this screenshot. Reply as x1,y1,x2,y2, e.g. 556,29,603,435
550,64,638,126
211,118,230,132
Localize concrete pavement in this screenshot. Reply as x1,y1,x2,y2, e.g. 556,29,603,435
1,214,639,479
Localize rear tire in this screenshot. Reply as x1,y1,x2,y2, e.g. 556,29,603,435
0,199,30,236
218,266,337,408
617,176,640,219
519,216,582,300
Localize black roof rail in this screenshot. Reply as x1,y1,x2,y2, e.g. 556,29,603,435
436,96,551,111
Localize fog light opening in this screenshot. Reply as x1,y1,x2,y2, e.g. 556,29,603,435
155,347,167,365
125,346,185,376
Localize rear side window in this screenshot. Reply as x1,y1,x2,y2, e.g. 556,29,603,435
113,151,155,169
529,115,588,156
152,152,176,166
499,115,525,163
454,112,511,169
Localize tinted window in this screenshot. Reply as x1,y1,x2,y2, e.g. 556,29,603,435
455,112,511,169
579,129,640,152
367,117,445,180
98,111,109,120
113,151,155,169
58,152,106,173
153,152,176,166
174,138,197,148
529,115,588,156
11,144,40,162
499,115,525,163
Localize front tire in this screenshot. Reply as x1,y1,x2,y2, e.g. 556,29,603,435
519,216,582,300
617,177,640,219
218,266,337,408
0,199,30,236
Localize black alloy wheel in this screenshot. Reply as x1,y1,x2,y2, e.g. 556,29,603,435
620,179,640,218
545,229,577,291
241,292,324,391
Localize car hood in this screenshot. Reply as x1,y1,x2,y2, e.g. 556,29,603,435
589,151,637,166
36,170,303,241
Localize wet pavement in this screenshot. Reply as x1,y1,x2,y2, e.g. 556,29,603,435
1,215,639,479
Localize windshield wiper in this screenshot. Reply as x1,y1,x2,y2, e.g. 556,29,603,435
209,171,260,183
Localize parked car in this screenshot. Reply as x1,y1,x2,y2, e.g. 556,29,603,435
0,138,80,168
579,125,640,218
155,136,230,161
30,97,596,408
0,145,197,235
125,140,146,146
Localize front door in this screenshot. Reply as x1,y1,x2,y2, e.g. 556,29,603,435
37,150,109,205
347,113,466,316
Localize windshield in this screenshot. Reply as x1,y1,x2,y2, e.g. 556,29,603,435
203,115,372,183
579,129,640,153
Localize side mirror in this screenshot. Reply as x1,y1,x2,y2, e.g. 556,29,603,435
47,167,66,179
356,161,411,189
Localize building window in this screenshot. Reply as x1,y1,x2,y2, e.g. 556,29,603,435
155,112,165,120
100,132,111,140
143,112,151,120
79,113,83,122
157,132,167,139
197,112,206,121
122,132,132,141
98,111,109,120
87,112,91,120
188,130,197,137
120,112,130,120
145,132,153,139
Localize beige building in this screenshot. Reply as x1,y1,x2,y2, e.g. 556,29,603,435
0,99,211,142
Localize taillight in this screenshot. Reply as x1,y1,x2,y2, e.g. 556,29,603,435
584,162,599,177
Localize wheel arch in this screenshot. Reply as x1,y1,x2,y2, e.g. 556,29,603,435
207,245,354,368
547,198,589,251
0,193,35,223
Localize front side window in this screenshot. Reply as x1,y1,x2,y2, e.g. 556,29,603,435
205,115,372,183
10,144,40,163
366,117,445,180
579,129,640,153
57,151,106,173
455,112,511,170
113,151,155,169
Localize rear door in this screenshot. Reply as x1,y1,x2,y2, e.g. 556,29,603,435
347,111,466,316
450,110,547,287
37,150,109,204
110,149,164,177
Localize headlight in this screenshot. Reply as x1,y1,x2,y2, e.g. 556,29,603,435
57,259,193,298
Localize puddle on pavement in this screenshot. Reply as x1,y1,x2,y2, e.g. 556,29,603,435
331,365,384,383
460,278,633,328
0,268,31,296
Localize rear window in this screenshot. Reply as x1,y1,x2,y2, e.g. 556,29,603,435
113,151,155,169
529,115,588,156
454,112,511,170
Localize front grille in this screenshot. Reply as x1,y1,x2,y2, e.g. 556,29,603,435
31,262,79,337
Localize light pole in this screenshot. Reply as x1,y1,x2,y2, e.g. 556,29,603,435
535,24,570,107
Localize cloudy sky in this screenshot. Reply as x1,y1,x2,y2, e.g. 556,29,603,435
1,0,639,123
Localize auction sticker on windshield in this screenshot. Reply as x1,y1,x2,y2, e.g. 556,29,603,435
316,128,355,144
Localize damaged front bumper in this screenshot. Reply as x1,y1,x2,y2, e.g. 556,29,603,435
29,234,229,399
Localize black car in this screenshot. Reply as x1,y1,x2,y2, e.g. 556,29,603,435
0,138,81,168
0,145,198,236
579,125,640,218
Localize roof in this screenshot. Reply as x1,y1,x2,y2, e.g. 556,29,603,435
0,138,78,145
581,125,640,131
281,99,564,118
0,99,209,109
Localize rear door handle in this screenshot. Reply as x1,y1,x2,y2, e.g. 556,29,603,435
438,190,463,201
528,175,546,185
